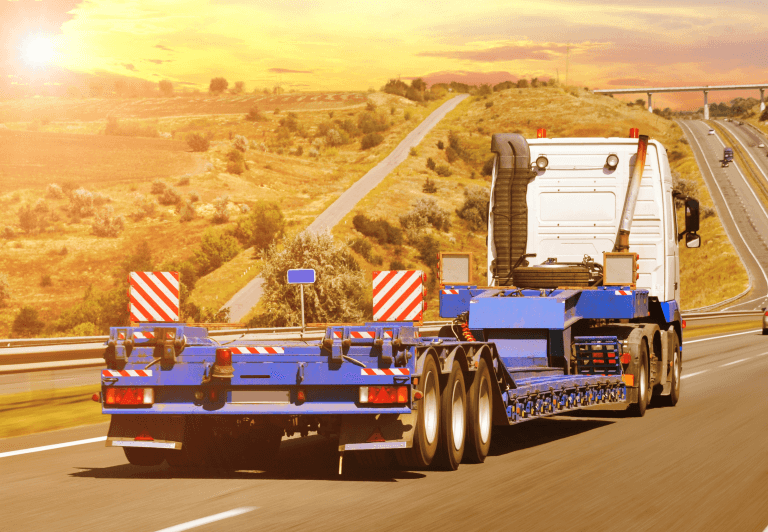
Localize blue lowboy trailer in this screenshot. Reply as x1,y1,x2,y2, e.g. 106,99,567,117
98,130,701,472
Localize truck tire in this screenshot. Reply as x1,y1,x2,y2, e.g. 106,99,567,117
464,357,493,463
661,335,681,407
627,341,649,417
123,447,166,466
434,362,467,470
395,354,440,469
165,416,207,468
512,265,590,288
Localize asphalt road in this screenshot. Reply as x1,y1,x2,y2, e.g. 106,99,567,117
222,94,469,322
678,120,768,311
2,329,767,532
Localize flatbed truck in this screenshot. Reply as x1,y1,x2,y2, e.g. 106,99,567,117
97,129,701,471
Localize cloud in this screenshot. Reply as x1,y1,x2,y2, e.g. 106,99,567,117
417,41,608,63
154,44,174,51
608,78,649,86
415,70,519,87
147,59,171,64
268,68,312,74
122,63,136,71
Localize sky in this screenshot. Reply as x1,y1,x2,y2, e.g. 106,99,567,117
2,0,768,110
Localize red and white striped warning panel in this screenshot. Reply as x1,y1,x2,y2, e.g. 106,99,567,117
129,272,180,323
229,346,285,354
614,290,633,296
372,270,424,322
132,331,155,340
384,331,393,338
361,368,410,376
350,331,375,339
442,289,459,295
102,369,153,377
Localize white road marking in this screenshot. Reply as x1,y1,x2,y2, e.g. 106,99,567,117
681,370,708,380
721,358,748,367
154,507,257,532
0,436,107,458
685,329,762,344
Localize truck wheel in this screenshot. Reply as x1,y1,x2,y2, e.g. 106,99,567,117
661,335,681,407
434,362,467,470
166,417,206,468
627,342,649,417
464,357,493,463
395,354,440,469
123,447,165,466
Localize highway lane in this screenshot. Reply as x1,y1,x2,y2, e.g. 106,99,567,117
2,331,767,532
678,120,768,311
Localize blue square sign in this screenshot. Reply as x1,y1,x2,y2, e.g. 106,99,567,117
287,269,316,284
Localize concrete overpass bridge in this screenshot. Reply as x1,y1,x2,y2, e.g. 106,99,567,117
594,84,768,119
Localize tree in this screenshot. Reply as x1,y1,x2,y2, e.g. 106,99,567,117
411,78,427,92
252,230,368,327
233,201,285,253
232,81,245,94
12,306,45,337
194,228,242,276
159,80,174,96
209,77,228,94
0,273,9,307
516,79,529,88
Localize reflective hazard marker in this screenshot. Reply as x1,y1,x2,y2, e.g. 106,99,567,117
129,272,179,323
372,270,424,322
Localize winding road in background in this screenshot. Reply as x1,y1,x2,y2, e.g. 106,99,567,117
678,119,768,311
222,94,469,322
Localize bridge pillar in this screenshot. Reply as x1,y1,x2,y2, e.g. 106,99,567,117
647,92,653,113
761,88,765,112
703,91,709,120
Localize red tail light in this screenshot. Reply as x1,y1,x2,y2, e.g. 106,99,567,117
135,432,154,441
297,389,306,402
105,387,154,405
682,320,687,329
215,348,232,366
620,352,631,364
359,386,408,404
764,311,768,316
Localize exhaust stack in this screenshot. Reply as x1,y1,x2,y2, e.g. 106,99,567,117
614,134,649,252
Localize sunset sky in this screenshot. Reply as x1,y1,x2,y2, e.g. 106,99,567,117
2,0,767,109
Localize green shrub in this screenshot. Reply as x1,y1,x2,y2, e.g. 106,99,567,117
177,175,191,186
361,132,383,150
69,188,95,217
187,132,213,152
415,234,441,272
92,206,125,237
40,274,52,287
179,201,195,222
485,101,494,108
47,183,64,199
248,231,368,327
409,147,418,156
194,228,242,276
12,306,45,337
435,164,452,177
151,180,166,194
456,185,490,231
130,194,157,221
437,140,444,150
0,273,9,306
389,260,406,271
159,187,181,206
423,177,437,193
426,157,436,171
212,196,230,224
245,107,266,122
358,111,389,134
404,109,412,121
482,157,495,176
352,213,403,245
233,201,285,253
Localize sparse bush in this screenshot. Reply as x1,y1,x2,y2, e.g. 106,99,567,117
456,186,490,231
482,157,495,176
361,132,383,150
245,107,266,122
232,134,249,152
366,101,376,111
40,274,52,287
226,148,246,174
233,201,285,253
325,128,349,147
187,132,213,152
12,306,45,337
159,187,182,206
435,164,452,177
391,106,397,115
240,204,250,213
209,77,228,94
404,109,412,121
294,145,304,156
308,148,319,158
1,226,14,239
130,194,157,220
485,101,494,108
69,188,95,217
423,177,438,193
59,246,68,255
47,183,64,199
703,205,716,219
358,111,389,134
400,197,451,238
760,108,768,122
194,228,242,276
250,230,368,327
437,140,445,150
673,172,698,208
92,191,111,207
415,234,441,272
189,191,200,202
19,203,38,234
212,196,230,224
445,147,458,163
448,130,471,163
92,206,125,237
177,176,191,186
390,260,406,271
179,200,196,222
426,157,436,171
103,117,159,138
151,180,167,194
352,213,402,245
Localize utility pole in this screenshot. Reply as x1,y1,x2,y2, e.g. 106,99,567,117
565,43,570,87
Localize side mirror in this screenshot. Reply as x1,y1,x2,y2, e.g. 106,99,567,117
685,232,701,248
685,198,699,233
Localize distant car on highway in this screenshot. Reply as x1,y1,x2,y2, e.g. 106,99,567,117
708,129,715,135
758,142,765,148
763,308,768,335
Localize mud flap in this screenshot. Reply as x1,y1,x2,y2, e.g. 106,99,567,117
338,414,416,452
106,414,186,450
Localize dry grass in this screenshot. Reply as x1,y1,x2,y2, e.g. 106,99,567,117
0,92,448,335
0,384,106,439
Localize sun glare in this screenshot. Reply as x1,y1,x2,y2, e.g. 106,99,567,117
21,34,56,67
